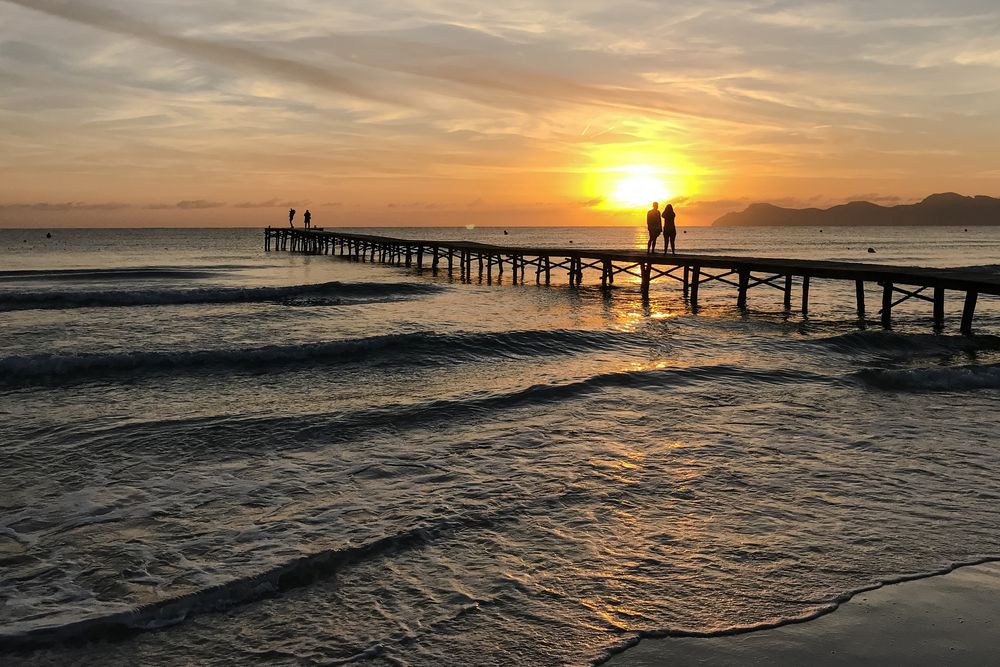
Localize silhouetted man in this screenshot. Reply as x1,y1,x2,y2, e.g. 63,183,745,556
646,202,662,253
288,208,296,227
304,209,312,229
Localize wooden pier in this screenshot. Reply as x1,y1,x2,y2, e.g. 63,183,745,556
265,228,1000,334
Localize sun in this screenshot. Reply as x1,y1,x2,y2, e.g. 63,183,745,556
586,164,677,210
610,171,669,209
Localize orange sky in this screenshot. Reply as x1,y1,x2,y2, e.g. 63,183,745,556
2,1,999,227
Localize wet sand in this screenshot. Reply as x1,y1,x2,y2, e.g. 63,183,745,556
605,561,1000,666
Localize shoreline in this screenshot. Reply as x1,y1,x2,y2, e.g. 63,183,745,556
601,558,1000,666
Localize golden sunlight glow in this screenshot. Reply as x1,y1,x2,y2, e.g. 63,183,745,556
610,170,669,208
581,139,701,213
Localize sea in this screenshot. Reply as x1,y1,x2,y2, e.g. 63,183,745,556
2,225,1000,666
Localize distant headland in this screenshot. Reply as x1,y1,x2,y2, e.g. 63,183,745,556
713,193,1000,227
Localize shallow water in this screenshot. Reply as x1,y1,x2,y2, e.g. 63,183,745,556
2,226,1000,665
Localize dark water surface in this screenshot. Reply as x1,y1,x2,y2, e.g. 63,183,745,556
2,226,1000,665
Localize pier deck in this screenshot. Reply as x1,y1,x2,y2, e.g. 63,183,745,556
265,228,1000,334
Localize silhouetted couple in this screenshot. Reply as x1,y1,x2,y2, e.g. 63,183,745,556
288,208,312,228
646,202,676,254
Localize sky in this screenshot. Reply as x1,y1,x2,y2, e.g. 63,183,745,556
1,0,999,227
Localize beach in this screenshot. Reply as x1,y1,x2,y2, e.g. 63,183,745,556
606,560,1000,666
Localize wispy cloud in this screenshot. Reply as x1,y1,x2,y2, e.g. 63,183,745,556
233,198,299,209
143,200,225,210
0,201,132,211
3,0,399,104
176,199,225,209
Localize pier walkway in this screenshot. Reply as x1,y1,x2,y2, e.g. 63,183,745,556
265,228,1000,334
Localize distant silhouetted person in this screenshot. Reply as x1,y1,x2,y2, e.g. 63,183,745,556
304,209,312,229
662,204,677,254
646,202,662,253
288,208,296,227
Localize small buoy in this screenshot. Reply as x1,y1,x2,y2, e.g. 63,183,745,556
503,230,508,235
569,240,574,243
965,228,968,232
46,232,52,238
867,247,876,253
820,229,823,232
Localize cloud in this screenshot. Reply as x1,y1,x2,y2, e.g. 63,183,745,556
233,198,298,209
3,0,399,105
843,193,906,204
0,201,131,211
579,197,604,207
143,200,225,210
176,199,225,209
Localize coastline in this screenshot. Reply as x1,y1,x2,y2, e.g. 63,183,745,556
602,560,1000,666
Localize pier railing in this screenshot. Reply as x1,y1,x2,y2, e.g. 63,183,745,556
264,227,1000,334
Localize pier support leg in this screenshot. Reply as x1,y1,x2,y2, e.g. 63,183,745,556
783,275,793,309
933,287,945,329
856,280,866,319
881,282,893,328
737,269,749,310
478,254,483,279
690,265,700,309
447,251,453,275
683,265,690,298
640,263,651,296
801,276,811,316
544,256,551,285
416,247,423,269
961,291,978,335
569,258,582,286
601,259,612,289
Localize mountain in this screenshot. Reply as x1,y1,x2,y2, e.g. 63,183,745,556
712,193,1000,227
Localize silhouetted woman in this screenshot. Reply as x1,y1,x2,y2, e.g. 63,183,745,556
646,202,662,253
662,204,677,254
288,208,296,227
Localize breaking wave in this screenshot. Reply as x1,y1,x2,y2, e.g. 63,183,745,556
0,329,642,386
809,330,1000,357
0,280,441,311
0,513,505,652
854,362,1000,392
